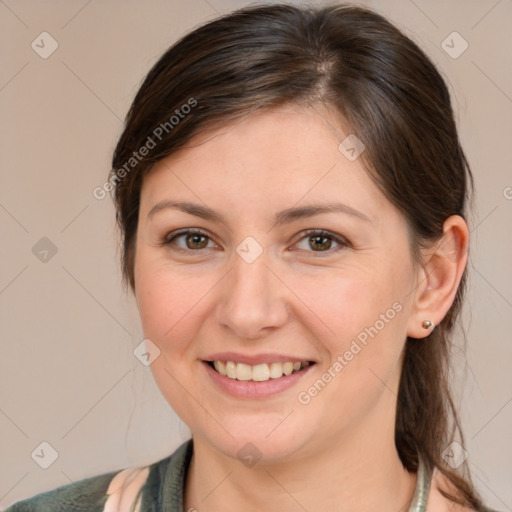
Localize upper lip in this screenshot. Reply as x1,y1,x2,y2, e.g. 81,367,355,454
203,352,316,365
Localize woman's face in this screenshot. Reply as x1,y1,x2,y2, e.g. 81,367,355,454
134,105,422,463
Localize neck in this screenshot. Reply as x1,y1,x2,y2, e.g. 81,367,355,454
184,405,417,512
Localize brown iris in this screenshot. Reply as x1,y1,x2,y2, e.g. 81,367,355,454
186,233,209,250
309,234,332,251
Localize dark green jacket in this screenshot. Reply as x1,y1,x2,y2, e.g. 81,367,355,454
4,440,193,512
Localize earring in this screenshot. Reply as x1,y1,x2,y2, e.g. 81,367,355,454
422,320,434,330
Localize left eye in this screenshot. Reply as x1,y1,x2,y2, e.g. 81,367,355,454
293,229,348,254
161,229,348,254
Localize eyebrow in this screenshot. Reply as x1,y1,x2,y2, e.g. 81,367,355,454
147,200,371,225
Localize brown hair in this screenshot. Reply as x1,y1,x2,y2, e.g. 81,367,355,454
110,3,486,509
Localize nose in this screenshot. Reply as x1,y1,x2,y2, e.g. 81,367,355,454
214,249,289,340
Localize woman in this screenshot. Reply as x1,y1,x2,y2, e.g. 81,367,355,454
5,3,498,511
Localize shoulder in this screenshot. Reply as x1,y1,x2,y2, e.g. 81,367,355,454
3,441,192,512
3,469,119,512
4,467,153,512
426,469,498,512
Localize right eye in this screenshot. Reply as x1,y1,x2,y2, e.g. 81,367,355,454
161,229,218,252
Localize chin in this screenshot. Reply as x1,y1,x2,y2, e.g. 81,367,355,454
193,417,312,466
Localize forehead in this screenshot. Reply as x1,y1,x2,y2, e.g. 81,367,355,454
139,105,392,223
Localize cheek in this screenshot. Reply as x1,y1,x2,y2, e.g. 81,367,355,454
134,254,223,362
290,271,408,435
302,266,409,377
136,271,195,339
134,260,209,421
298,269,391,342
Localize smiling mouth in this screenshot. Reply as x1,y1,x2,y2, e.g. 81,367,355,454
206,360,315,382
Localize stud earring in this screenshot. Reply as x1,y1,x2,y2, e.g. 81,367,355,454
422,320,434,330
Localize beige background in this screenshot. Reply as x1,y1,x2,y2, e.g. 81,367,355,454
0,0,511,509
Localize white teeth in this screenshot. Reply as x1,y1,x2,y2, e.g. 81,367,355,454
213,361,227,376
282,362,294,376
226,361,237,379
252,363,270,381
235,363,252,381
211,360,310,381
269,362,283,379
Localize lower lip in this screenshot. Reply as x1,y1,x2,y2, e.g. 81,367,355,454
203,361,315,399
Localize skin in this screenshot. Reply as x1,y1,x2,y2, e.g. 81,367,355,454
133,104,470,511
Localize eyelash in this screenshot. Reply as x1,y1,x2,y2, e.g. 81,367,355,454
160,229,350,256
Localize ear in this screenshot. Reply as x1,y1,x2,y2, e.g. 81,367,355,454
406,215,469,339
